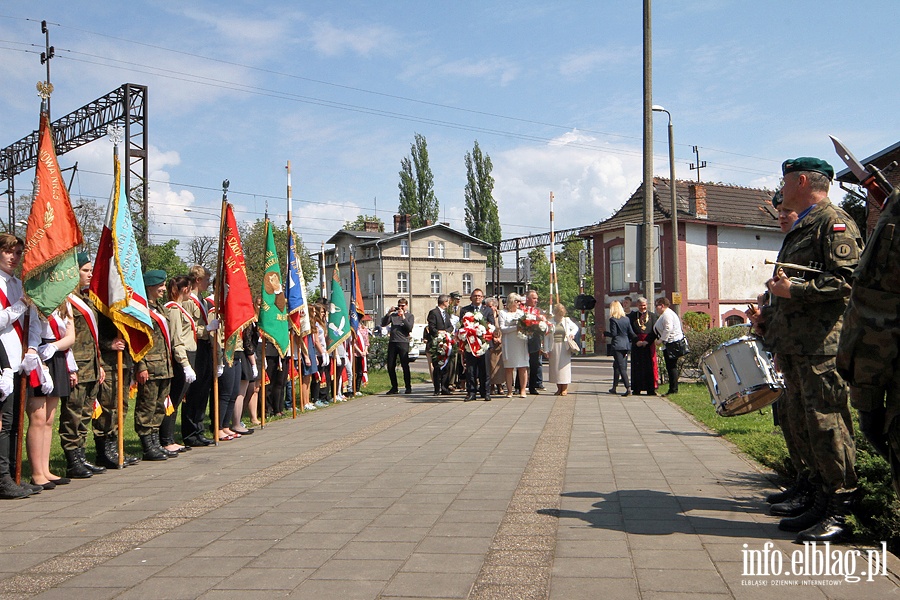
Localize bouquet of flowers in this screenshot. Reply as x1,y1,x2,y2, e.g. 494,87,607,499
456,310,495,357
429,330,455,369
517,309,549,338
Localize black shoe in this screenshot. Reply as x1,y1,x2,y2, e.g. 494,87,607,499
0,475,34,499
622,390,631,397
770,478,815,517
79,449,106,475
440,387,451,395
795,490,858,542
64,448,93,479
767,475,804,504
779,488,827,532
31,479,54,490
608,388,617,394
529,389,539,395
386,388,398,395
22,481,43,494
183,436,206,447
537,386,545,390
484,395,491,401
51,477,70,485
405,388,413,394
140,434,168,461
465,395,475,402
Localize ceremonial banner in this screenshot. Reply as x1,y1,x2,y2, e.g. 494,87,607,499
258,220,290,356
22,113,83,316
326,264,351,352
221,204,255,365
286,230,311,337
348,255,365,332
89,151,153,362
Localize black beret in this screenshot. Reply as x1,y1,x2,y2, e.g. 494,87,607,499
782,157,834,180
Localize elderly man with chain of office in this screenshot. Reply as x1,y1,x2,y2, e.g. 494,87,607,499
760,157,863,542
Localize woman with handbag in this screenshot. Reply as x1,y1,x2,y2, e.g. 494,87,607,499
653,297,686,395
544,303,579,396
607,300,636,396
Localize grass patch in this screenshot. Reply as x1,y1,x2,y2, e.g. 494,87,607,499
666,382,900,551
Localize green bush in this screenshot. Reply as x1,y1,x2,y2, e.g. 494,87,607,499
683,311,712,331
367,336,389,370
659,325,747,381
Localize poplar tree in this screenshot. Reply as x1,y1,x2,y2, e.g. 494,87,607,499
397,133,438,228
464,140,501,265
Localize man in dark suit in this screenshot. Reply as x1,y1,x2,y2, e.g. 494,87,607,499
426,294,453,396
458,289,495,401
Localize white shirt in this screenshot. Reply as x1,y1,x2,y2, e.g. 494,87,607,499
0,270,43,371
653,307,684,343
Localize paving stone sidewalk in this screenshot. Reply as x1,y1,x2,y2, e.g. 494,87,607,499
0,361,898,599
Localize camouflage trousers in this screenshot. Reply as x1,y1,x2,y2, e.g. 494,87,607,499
779,354,857,493
58,379,98,451
851,382,900,499
93,367,128,439
135,378,171,437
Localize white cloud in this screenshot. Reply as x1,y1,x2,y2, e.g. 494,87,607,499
309,21,400,57
493,131,643,235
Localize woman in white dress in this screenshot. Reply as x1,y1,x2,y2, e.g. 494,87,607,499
498,293,529,398
544,303,580,395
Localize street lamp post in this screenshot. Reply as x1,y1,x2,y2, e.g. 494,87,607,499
652,105,680,315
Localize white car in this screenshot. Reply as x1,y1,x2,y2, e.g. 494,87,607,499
410,323,428,354
408,345,420,362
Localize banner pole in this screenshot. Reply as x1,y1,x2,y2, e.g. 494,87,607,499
116,349,124,468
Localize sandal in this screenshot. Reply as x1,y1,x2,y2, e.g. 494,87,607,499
218,434,234,441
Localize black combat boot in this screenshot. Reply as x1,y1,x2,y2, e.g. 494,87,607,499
796,490,858,543
770,476,815,516
64,448,93,479
94,435,120,469
79,448,106,475
767,473,805,504
140,434,168,461
108,436,140,467
152,431,178,458
779,487,827,532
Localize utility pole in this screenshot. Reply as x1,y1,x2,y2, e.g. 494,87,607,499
642,0,655,301
690,145,707,183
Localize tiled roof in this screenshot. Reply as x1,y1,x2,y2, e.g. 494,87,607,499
579,178,778,236
835,140,900,184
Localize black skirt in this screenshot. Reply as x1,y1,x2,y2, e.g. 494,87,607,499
31,349,71,398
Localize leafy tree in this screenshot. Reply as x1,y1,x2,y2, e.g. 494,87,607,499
397,133,438,228
840,191,868,241
464,140,501,266
10,193,103,258
525,247,550,305
554,238,587,311
238,219,317,299
343,214,385,232
142,239,189,277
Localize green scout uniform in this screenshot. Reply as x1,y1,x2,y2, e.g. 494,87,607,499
94,311,134,437
837,186,900,496
134,298,173,436
58,291,101,452
764,197,862,494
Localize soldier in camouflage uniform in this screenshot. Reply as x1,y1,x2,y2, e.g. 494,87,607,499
760,157,862,543
134,270,174,461
837,185,900,498
58,253,107,478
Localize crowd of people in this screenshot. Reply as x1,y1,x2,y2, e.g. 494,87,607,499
385,288,581,402
0,249,365,500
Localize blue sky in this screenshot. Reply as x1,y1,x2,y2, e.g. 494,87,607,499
1,1,897,257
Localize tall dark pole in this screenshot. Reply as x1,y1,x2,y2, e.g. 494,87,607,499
653,105,679,314
642,0,655,301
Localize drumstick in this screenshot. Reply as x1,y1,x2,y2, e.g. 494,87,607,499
764,259,823,274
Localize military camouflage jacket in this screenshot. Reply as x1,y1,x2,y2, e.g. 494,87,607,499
135,300,173,380
68,291,100,383
837,187,900,388
763,198,862,356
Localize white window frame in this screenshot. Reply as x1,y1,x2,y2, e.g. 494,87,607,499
462,273,473,295
397,271,409,294
438,241,445,258
368,273,376,295
428,241,435,258
609,244,626,292
431,273,442,295
463,242,471,259
400,239,409,257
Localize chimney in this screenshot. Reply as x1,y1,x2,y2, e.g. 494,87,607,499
394,214,412,233
689,183,708,219
364,219,380,232
393,214,402,233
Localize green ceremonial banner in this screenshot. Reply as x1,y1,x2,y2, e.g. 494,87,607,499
326,264,351,353
24,250,80,317
258,220,290,357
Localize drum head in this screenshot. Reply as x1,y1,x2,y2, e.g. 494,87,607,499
715,386,782,417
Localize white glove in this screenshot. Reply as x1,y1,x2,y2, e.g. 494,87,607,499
0,368,14,399
321,352,330,367
183,364,196,384
251,364,258,379
20,353,41,374
217,363,224,377
9,299,28,319
206,318,220,332
37,343,59,361
39,365,54,395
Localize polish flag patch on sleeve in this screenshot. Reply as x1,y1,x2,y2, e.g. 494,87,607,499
833,223,846,232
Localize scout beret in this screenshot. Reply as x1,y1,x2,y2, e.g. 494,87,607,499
782,157,834,180
77,251,91,267
771,190,783,208
143,269,167,287
449,291,461,299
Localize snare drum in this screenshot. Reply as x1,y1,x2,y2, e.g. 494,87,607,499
700,336,784,417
